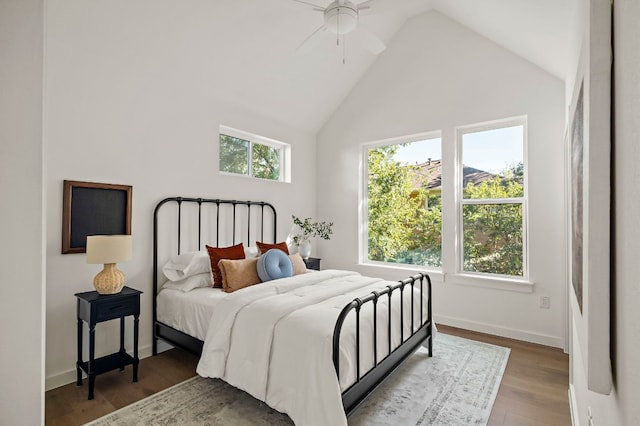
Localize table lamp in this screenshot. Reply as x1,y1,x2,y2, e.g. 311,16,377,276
86,235,132,294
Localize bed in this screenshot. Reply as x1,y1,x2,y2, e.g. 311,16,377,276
152,197,433,425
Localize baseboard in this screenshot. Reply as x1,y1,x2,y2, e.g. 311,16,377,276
435,314,565,348
46,343,155,391
568,384,579,426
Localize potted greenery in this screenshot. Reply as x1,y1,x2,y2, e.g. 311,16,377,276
289,215,333,259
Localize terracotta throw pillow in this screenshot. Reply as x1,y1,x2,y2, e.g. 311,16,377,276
289,253,307,275
205,243,245,288
218,258,261,293
256,241,289,255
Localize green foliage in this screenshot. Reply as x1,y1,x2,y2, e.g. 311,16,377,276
367,146,442,267
291,216,333,245
462,168,524,276
367,147,524,276
252,143,280,180
220,134,248,174
219,134,280,181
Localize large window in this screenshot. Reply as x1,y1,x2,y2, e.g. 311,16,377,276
219,126,290,182
458,118,527,278
365,134,442,268
362,117,528,282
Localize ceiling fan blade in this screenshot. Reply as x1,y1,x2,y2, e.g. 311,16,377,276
352,27,386,54
291,0,327,9
296,24,329,53
357,0,376,10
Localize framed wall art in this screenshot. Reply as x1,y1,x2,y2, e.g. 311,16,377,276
62,180,132,254
568,0,612,395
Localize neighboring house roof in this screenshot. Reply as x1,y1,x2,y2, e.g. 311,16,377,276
409,159,496,190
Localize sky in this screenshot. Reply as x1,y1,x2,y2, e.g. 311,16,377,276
392,125,524,174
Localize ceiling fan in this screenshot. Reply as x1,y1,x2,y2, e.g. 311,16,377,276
292,0,386,63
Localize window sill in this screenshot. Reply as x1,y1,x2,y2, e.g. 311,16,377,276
357,261,444,283
219,171,290,184
357,262,533,293
445,273,534,293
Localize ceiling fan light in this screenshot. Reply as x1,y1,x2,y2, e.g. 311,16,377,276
324,3,358,35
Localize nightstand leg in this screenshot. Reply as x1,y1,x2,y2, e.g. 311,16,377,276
88,324,95,400
119,317,125,371
133,314,139,382
76,319,83,386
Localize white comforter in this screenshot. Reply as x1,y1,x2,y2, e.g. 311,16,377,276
196,269,428,426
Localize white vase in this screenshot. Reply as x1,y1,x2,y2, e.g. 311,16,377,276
298,240,312,259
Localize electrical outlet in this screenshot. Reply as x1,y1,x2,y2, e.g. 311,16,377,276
540,296,550,309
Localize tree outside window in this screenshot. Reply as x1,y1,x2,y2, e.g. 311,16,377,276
366,137,442,268
219,127,288,182
364,118,527,280
460,122,526,277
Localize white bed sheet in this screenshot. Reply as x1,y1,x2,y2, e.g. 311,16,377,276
156,287,228,341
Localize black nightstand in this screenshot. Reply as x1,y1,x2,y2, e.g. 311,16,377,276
75,286,142,400
303,257,321,271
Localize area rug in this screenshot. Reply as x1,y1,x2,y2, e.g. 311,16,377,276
85,333,509,426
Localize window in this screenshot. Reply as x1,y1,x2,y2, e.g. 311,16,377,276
458,118,527,278
361,116,529,285
364,134,442,268
219,126,290,182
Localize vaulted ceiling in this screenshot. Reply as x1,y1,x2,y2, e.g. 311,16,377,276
198,0,575,133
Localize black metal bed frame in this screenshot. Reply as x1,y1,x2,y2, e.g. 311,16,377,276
152,197,277,356
152,197,433,416
334,272,432,414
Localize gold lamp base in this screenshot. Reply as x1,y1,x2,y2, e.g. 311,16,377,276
93,263,125,294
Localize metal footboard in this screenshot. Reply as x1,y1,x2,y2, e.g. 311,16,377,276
333,272,433,415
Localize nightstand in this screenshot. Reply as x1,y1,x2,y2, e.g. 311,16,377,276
303,257,321,271
75,286,142,400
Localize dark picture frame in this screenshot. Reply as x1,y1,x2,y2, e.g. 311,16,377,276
62,180,132,254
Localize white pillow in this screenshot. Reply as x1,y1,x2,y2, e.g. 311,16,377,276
162,251,211,281
161,273,212,292
244,245,259,258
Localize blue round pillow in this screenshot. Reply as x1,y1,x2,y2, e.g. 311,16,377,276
257,249,293,282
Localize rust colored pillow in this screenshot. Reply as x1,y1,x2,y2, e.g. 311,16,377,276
219,257,261,293
289,253,307,275
256,241,289,255
205,243,245,288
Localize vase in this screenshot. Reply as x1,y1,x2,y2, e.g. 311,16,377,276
298,240,312,259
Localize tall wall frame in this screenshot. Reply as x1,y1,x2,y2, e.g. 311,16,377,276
568,0,612,395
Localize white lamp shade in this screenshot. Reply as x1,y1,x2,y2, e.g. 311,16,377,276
86,235,132,264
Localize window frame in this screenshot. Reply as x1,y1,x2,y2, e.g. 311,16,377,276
455,116,529,281
219,125,291,183
360,130,443,270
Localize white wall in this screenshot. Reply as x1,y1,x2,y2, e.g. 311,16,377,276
317,11,566,347
569,0,640,424
44,1,317,389
0,0,45,423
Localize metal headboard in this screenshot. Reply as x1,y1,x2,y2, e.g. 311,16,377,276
152,197,277,348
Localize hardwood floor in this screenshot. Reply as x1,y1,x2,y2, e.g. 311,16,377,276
45,348,199,426
45,325,570,425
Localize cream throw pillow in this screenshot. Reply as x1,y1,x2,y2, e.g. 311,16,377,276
289,253,307,275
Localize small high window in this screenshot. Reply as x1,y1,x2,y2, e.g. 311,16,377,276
219,126,290,182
